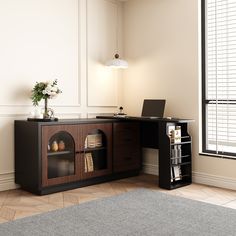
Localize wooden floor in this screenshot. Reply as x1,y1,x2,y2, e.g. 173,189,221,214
0,174,236,223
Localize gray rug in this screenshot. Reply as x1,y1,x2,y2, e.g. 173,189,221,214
0,189,236,236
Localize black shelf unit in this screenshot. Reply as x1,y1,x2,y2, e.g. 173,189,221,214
159,122,192,190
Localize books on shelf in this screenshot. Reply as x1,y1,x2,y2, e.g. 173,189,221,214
171,167,173,182
84,153,94,172
171,166,182,181
174,126,181,143
84,154,88,172
168,125,175,141
168,125,181,143
171,145,182,164
85,134,102,148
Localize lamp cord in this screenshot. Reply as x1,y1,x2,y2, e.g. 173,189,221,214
116,3,119,57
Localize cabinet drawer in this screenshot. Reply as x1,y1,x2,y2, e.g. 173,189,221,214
113,122,140,145
113,144,140,159
113,155,141,172
114,150,140,163
113,122,141,173
113,150,141,173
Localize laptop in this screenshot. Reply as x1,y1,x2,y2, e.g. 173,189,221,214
141,99,166,118
116,99,165,119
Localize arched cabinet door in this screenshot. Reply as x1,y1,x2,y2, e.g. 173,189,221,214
78,123,112,180
41,125,80,187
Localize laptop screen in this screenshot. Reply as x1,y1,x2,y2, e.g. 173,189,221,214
141,99,166,118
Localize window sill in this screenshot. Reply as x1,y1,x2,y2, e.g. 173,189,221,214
199,152,236,160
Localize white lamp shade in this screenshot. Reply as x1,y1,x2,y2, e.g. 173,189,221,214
106,58,128,68
106,54,128,69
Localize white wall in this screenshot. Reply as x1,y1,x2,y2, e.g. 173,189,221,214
87,0,122,107
1,0,235,192
123,0,236,190
0,0,123,191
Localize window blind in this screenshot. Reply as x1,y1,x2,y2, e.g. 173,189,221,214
204,0,236,157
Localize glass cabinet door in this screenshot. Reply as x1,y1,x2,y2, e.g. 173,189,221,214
42,125,79,187
47,132,75,179
80,123,112,179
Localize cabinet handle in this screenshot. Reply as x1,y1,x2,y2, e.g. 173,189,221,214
124,157,132,160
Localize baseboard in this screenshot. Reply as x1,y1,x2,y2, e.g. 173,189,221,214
142,163,158,176
0,172,18,191
193,171,236,191
143,163,236,190
0,169,235,192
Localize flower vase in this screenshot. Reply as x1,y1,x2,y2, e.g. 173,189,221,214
43,98,49,119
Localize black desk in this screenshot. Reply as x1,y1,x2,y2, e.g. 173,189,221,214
96,115,193,148
97,115,194,189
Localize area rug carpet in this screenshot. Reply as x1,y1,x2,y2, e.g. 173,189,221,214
0,189,236,236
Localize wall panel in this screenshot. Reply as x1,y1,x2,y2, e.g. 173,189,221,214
87,0,119,107
0,0,80,107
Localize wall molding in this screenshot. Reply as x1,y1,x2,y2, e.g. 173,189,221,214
0,172,18,191
86,0,119,108
0,112,83,118
76,0,82,107
143,162,236,191
0,103,81,108
142,163,159,176
193,171,236,191
0,101,81,110
0,104,82,108
2,168,236,192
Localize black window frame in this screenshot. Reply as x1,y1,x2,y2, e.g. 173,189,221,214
201,0,236,159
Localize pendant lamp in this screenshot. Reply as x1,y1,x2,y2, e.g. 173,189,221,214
106,5,128,69
106,54,128,69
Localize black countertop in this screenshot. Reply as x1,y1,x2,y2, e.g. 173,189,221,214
96,116,194,123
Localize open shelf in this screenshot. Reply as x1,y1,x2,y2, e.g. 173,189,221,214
171,162,191,167
171,173,191,180
159,121,192,190
170,154,190,160
169,180,192,189
170,141,191,146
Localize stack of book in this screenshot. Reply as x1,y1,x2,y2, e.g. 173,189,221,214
85,134,102,148
171,166,182,182
84,153,94,172
168,125,181,143
171,145,182,164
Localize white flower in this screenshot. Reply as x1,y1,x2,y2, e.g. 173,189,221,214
46,85,52,91
50,94,57,99
47,81,53,87
52,87,58,92
51,91,57,96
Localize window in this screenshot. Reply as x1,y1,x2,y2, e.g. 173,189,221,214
202,0,236,158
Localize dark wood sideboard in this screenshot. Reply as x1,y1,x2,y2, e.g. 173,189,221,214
14,119,141,195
